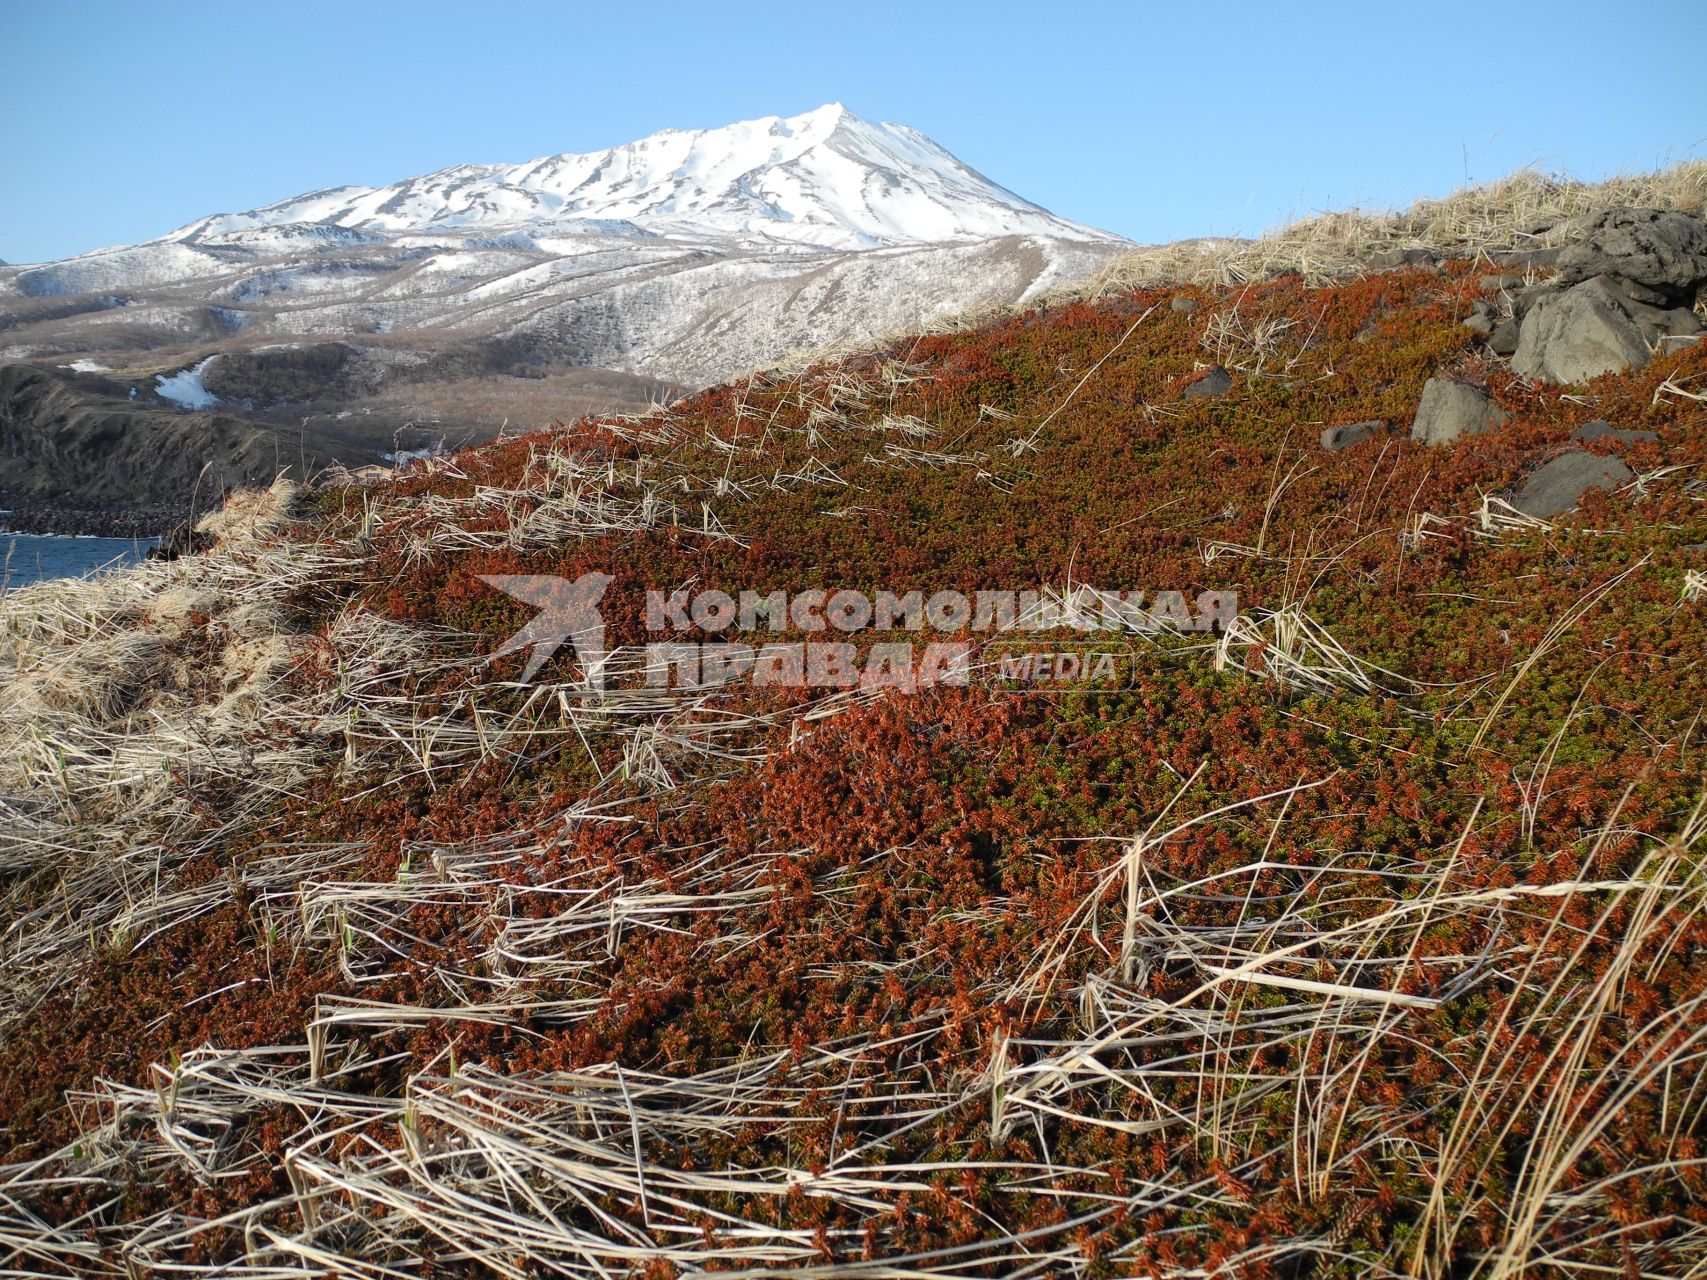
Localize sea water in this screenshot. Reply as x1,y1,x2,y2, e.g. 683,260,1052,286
1,533,160,589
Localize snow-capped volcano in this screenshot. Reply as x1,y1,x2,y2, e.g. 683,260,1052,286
1,105,1130,410
168,104,1111,251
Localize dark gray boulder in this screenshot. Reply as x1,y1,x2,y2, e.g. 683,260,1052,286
1488,319,1521,356
1512,278,1651,384
1462,299,1497,335
1410,378,1508,445
1321,420,1389,450
1614,293,1703,343
1572,420,1658,445
1554,207,1707,301
1656,307,1703,336
1511,451,1635,518
1182,365,1232,399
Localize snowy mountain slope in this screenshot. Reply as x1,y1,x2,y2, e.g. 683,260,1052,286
0,106,1129,404
165,104,1112,251
15,233,1090,386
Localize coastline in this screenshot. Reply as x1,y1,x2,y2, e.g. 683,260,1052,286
0,499,186,539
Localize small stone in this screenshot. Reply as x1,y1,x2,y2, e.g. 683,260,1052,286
1480,274,1527,292
1572,420,1658,445
1182,365,1232,399
1488,320,1521,356
1321,420,1389,450
1170,296,1198,313
1664,307,1702,333
1410,378,1508,446
1511,451,1636,518
1462,302,1496,336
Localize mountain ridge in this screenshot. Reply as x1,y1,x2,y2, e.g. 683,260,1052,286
124,104,1115,256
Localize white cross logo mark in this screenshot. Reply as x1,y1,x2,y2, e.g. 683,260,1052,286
479,572,615,685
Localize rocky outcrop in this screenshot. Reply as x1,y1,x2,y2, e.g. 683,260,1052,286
1510,451,1635,518
1554,208,1707,298
1410,378,1507,446
1487,247,1563,271
1503,207,1707,384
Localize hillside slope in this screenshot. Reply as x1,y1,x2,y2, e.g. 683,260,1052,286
0,222,1704,1278
0,362,392,534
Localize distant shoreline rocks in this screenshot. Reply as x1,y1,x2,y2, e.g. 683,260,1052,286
0,499,183,538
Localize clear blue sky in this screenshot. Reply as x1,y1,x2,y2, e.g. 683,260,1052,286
2,0,1703,264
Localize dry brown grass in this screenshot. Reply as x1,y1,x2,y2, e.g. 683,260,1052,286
0,479,375,1024
1082,159,1707,293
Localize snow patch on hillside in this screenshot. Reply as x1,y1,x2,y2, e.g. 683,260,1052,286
155,357,220,410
